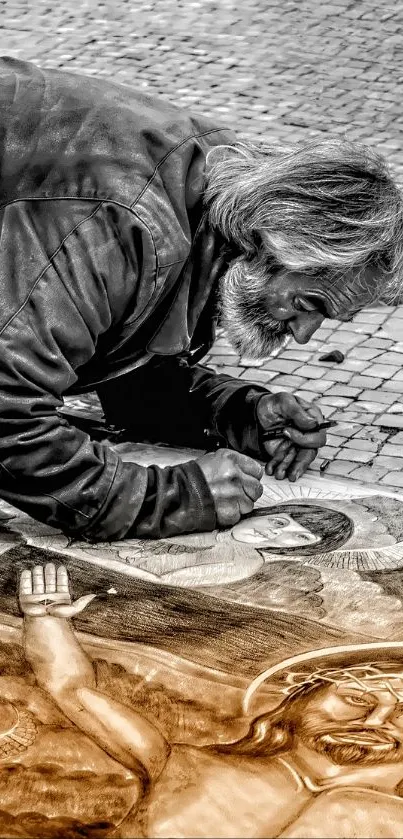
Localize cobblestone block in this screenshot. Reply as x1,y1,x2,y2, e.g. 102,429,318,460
358,390,399,404
239,369,278,383
375,352,403,365
349,465,389,481
377,455,403,470
379,380,403,394
365,363,401,378
361,338,394,350
380,472,403,488
298,379,335,393
323,460,361,477
379,444,403,456
345,438,379,452
326,385,362,398
262,358,301,374
348,375,383,389
339,358,375,372
374,414,403,429
388,432,403,445
351,401,385,413
238,357,265,368
337,448,374,463
268,374,306,388
295,365,329,379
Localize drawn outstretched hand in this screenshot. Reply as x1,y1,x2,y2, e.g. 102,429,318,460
19,563,96,617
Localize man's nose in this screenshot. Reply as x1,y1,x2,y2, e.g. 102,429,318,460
288,312,324,344
364,704,396,726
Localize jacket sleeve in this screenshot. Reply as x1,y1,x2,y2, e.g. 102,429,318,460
0,205,215,541
97,357,269,456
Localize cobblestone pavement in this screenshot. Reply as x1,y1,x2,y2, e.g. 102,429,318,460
2,0,403,488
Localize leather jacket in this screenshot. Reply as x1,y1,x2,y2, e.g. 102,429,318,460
0,57,268,540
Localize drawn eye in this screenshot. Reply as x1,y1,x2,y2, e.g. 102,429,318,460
342,694,373,707
271,518,288,528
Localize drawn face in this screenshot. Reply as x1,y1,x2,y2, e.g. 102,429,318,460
295,674,403,766
231,514,321,548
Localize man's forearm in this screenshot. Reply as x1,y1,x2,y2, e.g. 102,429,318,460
97,357,267,452
23,614,169,778
23,614,96,698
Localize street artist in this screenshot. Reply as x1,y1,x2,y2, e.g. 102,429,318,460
0,56,402,540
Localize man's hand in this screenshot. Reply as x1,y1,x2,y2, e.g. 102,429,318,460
256,392,327,481
197,450,264,528
19,563,96,618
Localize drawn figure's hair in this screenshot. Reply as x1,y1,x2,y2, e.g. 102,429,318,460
238,504,354,556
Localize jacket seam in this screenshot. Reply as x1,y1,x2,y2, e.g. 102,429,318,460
0,462,92,519
130,127,228,209
79,458,121,533
0,199,159,338
0,201,103,338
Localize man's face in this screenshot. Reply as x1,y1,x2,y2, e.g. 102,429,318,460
231,513,321,548
294,674,403,767
220,255,378,358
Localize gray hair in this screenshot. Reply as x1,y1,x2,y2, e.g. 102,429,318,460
204,138,403,303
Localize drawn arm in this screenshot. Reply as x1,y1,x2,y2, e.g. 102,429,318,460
20,564,170,780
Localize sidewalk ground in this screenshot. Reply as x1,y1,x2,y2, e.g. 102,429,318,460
2,0,403,488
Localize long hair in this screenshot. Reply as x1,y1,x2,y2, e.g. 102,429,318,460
209,682,322,757
204,138,403,303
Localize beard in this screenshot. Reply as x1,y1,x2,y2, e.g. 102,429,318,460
219,254,290,359
300,725,403,767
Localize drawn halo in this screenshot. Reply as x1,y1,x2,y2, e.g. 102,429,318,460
242,641,403,714
250,477,403,571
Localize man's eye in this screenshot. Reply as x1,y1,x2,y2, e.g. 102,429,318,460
343,694,372,707
293,295,326,316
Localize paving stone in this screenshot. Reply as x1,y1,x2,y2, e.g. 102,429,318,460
319,445,341,459
374,414,403,429
262,358,301,374
388,432,403,445
339,358,375,372
380,472,403,488
344,438,379,452
351,401,385,413
377,455,403,470
349,465,387,484
309,367,353,383
239,357,265,368
364,363,401,378
349,465,389,481
337,448,374,463
319,396,354,408
380,380,403,394
348,375,383,389
239,369,278,383
358,390,399,404
280,350,313,363
323,460,361,477
326,385,362,398
296,365,330,380
345,348,383,360
380,444,403,456
268,374,306,388
298,379,335,393
375,352,403,365
361,338,394,349
213,355,242,367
